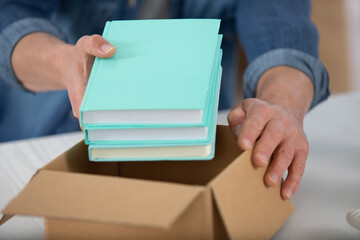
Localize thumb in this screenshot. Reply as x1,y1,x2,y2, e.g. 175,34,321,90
227,103,246,138
83,34,116,58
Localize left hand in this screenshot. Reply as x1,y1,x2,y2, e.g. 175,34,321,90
227,66,313,199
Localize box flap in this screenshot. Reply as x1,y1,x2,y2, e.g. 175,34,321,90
210,150,294,239
42,140,118,176
1,170,203,229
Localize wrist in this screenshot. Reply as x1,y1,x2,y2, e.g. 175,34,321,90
256,66,314,122
57,43,74,88
12,32,69,91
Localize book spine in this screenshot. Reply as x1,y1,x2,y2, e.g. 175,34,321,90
211,63,223,147
202,34,223,125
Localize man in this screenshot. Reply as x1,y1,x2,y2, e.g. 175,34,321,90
0,0,330,199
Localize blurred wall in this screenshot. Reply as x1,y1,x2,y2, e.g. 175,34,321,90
312,0,360,93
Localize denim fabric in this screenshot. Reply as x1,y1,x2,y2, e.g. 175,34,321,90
244,49,330,110
0,18,68,90
0,0,330,141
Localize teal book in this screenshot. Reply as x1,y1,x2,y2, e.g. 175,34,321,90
80,19,221,127
88,66,222,161
84,43,223,145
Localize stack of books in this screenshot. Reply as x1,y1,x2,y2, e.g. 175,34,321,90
80,19,223,161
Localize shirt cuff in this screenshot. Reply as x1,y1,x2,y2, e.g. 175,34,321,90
243,48,330,110
0,17,68,91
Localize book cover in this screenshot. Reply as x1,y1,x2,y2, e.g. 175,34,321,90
84,47,223,145
80,19,221,126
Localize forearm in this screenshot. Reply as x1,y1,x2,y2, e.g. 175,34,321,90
11,32,71,91
256,66,314,123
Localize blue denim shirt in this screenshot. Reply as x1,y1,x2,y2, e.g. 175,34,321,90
0,0,330,142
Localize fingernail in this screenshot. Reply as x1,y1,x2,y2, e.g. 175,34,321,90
234,125,242,138
268,173,278,184
242,138,252,149
101,43,114,53
257,153,268,165
284,188,293,198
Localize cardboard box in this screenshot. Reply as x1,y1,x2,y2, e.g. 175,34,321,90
0,125,293,239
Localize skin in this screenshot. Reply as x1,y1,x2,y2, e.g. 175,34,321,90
12,32,314,199
228,66,313,199
12,33,116,119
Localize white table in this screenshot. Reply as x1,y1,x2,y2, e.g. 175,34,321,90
1,92,360,239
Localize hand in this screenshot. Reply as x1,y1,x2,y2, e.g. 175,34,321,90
62,35,116,119
227,66,314,199
12,33,116,122
228,98,309,199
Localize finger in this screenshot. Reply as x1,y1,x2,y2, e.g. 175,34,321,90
237,101,272,150
69,83,86,119
83,34,116,58
252,119,286,167
227,105,246,138
264,140,295,186
281,148,308,199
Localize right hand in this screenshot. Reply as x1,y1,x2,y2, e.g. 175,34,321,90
62,34,116,120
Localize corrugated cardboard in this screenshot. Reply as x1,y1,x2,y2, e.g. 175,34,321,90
1,125,294,239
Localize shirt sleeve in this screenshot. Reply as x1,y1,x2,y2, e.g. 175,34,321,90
0,0,66,90
236,0,330,109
